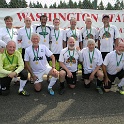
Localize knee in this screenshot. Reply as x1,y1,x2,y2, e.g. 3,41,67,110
59,71,66,78
20,69,28,80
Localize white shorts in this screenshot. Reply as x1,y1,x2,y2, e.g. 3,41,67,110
34,66,52,84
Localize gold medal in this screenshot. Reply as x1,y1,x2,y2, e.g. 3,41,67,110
44,39,46,42
56,41,58,44
35,61,38,64
28,41,31,44
90,65,92,68
106,38,108,40
70,63,72,66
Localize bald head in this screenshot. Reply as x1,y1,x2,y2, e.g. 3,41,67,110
6,41,16,55
24,16,32,28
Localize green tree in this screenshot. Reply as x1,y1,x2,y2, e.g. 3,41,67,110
114,0,121,10
73,1,78,8
29,1,33,8
78,0,83,9
44,3,48,8
92,0,97,9
106,2,114,10
98,1,104,10
20,0,27,8
82,0,93,9
53,2,57,8
9,0,20,8
0,0,8,8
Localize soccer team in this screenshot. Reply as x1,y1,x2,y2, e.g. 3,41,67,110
0,14,124,96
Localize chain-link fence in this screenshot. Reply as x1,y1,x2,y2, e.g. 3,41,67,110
0,0,123,10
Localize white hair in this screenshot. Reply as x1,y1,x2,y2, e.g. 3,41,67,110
31,33,40,40
87,39,95,45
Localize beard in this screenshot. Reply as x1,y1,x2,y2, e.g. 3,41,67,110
68,45,75,50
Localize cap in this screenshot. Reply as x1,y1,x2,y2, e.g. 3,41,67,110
102,14,109,19
0,40,7,48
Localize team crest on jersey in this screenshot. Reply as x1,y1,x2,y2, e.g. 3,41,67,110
41,49,44,52
33,56,43,61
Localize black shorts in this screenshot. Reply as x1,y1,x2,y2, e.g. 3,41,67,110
65,71,77,85
83,73,97,80
101,52,109,60
22,48,25,61
104,69,124,89
53,54,60,62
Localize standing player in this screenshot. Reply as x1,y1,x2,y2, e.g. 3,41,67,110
34,15,51,49
98,14,120,60
63,17,82,49
24,33,59,95
50,18,64,62
80,17,98,48
17,16,34,60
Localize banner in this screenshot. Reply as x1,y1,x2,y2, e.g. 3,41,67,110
0,8,124,41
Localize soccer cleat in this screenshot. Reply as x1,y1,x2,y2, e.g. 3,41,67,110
96,86,103,94
48,88,54,95
118,86,124,95
59,87,65,95
18,90,30,96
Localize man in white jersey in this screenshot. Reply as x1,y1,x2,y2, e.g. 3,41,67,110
80,39,104,94
102,42,124,94
0,16,19,50
98,14,120,60
17,16,34,60
24,33,59,95
63,17,82,49
80,17,98,48
0,40,6,53
50,18,64,61
59,37,81,95
34,15,51,49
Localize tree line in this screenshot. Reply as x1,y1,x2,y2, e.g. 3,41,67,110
0,0,123,10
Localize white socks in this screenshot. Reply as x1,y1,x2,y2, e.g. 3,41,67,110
48,77,57,89
19,80,27,92
118,78,124,87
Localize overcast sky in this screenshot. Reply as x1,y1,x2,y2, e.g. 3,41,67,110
6,0,116,7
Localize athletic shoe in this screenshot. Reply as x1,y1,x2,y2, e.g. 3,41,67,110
118,86,124,95
96,86,103,94
48,88,54,95
18,90,30,96
59,87,65,95
84,83,90,88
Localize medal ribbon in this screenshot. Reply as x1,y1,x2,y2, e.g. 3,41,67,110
71,28,77,39
68,50,75,62
89,50,94,64
41,26,46,39
32,46,39,61
86,28,92,38
54,29,60,41
5,50,14,65
116,53,123,66
25,27,31,40
6,28,13,39
104,26,110,38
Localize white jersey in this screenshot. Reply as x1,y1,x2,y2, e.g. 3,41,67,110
59,47,80,72
0,27,18,49
103,51,124,75
80,27,98,48
80,47,103,74
63,28,81,47
35,25,51,49
98,25,120,52
17,26,34,49
0,40,6,48
50,28,64,54
24,44,53,74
